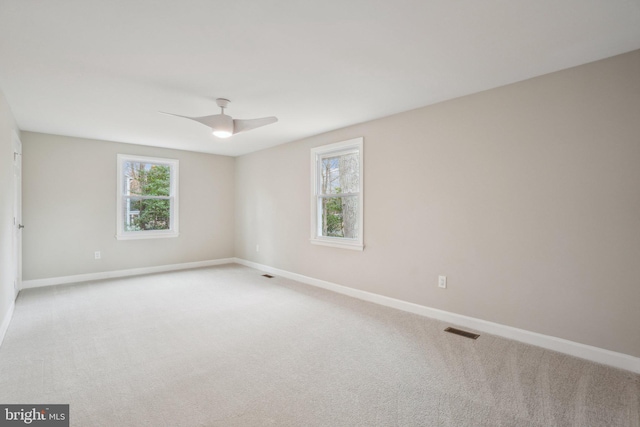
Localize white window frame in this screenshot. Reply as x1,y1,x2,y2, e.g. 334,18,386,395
116,154,179,240
310,137,364,250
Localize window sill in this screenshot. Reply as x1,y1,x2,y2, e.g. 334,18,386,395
310,238,364,251
116,231,179,240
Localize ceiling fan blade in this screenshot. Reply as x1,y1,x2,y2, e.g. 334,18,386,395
159,111,217,128
233,117,278,135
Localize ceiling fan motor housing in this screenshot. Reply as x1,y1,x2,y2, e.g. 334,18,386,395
202,114,234,137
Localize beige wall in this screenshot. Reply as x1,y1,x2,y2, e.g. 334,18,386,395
236,50,640,357
0,89,20,327
22,132,235,280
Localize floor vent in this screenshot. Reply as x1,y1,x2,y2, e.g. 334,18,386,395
444,327,479,340
262,274,274,278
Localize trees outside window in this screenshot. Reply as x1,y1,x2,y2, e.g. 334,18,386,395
116,155,179,240
310,138,363,250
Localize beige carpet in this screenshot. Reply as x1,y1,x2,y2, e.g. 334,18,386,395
0,264,638,426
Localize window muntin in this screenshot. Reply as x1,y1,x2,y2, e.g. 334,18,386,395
311,138,363,250
116,155,179,240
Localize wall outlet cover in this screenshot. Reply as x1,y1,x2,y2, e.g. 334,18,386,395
438,275,447,288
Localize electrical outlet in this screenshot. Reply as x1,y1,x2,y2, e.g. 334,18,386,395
438,275,447,289
94,251,101,260
256,244,260,252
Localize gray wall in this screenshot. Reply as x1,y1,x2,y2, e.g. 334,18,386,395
22,132,235,280
0,89,20,328
235,50,640,358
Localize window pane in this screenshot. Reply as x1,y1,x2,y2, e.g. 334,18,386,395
320,196,359,238
124,198,171,231
124,162,171,197
320,152,359,195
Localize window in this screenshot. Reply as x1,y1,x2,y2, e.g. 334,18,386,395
116,154,179,240
310,137,363,250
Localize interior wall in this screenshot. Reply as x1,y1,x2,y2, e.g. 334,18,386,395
22,132,235,280
235,50,640,358
0,88,20,327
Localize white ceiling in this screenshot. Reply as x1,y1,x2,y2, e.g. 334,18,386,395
1,1,639,157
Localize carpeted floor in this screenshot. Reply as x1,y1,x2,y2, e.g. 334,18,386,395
0,264,638,426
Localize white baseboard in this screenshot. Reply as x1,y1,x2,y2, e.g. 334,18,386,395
21,258,235,290
0,300,15,349
233,258,640,374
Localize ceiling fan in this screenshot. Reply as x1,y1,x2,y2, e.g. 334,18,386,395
161,98,277,138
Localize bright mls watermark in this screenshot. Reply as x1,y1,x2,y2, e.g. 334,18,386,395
0,405,68,426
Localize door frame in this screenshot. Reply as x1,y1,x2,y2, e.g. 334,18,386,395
12,131,22,295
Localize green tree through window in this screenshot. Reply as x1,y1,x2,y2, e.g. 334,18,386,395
127,163,171,231
311,137,363,250
117,154,179,240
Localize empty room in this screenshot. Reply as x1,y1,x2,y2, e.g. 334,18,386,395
1,1,639,426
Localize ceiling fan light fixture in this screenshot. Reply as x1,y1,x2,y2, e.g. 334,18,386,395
210,114,234,139
213,130,232,138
